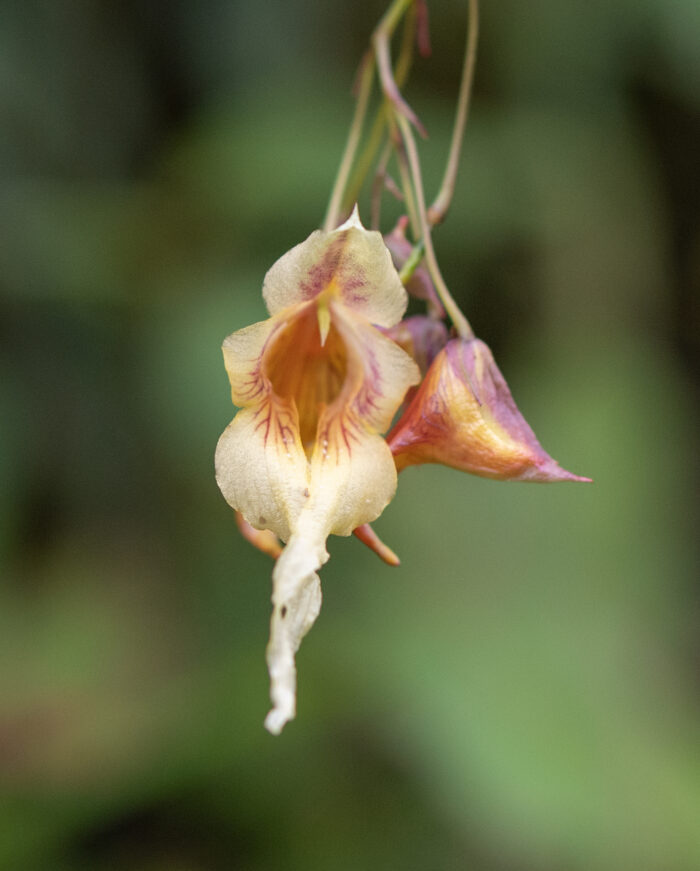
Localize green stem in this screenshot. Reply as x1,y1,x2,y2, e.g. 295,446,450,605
323,52,375,232
395,113,474,339
376,0,414,43
398,240,425,283
428,0,479,225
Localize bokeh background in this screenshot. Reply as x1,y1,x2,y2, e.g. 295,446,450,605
2,1,699,869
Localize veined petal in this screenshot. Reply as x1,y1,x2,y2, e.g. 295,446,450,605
388,337,591,483
353,523,401,566
217,291,420,734
215,312,311,542
235,511,282,560
329,302,422,441
262,208,408,328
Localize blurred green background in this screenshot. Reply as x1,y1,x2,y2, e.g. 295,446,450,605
1,1,699,869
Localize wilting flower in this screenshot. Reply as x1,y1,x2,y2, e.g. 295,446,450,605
215,208,420,733
388,336,591,482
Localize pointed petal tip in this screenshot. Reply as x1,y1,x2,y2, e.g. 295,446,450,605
529,458,593,484
547,471,593,484
337,203,364,231
563,470,593,483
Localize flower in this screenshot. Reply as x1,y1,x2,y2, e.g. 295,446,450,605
388,336,591,482
215,208,420,734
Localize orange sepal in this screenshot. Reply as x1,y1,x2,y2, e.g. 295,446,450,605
353,523,401,566
236,511,283,559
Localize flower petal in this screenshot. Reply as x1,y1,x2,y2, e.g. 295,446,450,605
353,523,401,566
262,208,408,328
215,313,311,542
265,545,322,734
217,295,420,734
388,337,591,482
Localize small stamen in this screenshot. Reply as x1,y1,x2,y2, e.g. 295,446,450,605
317,298,331,346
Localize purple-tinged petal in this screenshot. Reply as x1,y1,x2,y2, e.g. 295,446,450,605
388,337,591,483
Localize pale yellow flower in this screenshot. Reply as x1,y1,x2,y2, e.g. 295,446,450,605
215,208,420,733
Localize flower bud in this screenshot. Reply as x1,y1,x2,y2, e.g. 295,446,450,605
388,337,591,483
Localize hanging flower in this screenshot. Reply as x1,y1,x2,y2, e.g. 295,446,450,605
388,336,591,482
216,0,590,737
215,208,420,734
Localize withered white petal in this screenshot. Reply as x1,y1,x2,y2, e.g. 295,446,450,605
265,536,323,734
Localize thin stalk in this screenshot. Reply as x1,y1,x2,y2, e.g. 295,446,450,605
373,0,427,137
394,0,418,84
395,113,473,338
342,106,389,216
342,0,418,214
376,0,415,47
323,52,375,232
428,0,479,225
370,137,395,230
391,121,420,240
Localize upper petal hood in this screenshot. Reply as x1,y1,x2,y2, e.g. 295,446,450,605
262,208,408,328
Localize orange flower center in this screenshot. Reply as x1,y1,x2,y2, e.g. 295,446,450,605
265,303,348,454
